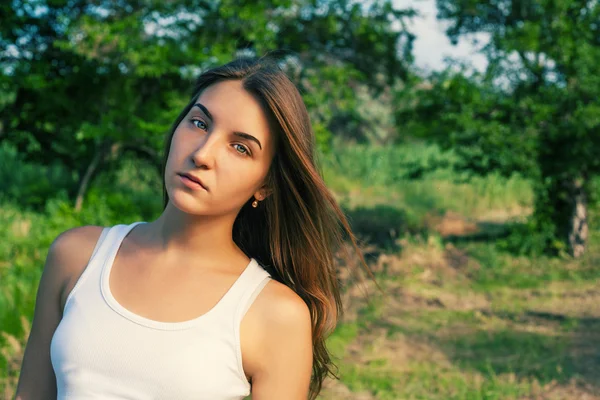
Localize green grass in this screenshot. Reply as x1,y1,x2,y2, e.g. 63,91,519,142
462,229,600,291
328,304,555,399
328,283,597,399
320,143,533,222
396,362,534,400
447,329,571,382
339,362,399,399
327,322,360,360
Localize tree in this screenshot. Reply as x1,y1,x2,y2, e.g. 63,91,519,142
397,0,600,257
0,0,416,210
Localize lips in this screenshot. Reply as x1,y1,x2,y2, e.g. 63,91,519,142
178,172,208,191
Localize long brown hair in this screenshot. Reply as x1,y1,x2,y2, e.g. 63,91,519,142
161,52,375,399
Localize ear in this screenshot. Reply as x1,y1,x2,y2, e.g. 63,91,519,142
253,185,272,201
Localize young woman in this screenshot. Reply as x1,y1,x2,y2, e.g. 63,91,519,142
15,54,370,400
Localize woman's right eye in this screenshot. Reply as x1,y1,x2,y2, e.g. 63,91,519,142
191,118,207,131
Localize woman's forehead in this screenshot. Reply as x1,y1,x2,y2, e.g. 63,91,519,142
194,80,276,152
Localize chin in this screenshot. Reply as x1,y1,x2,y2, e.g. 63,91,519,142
167,190,210,215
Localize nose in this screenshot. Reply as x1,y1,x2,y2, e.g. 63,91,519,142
191,132,219,169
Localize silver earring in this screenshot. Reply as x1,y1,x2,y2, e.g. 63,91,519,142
252,199,258,208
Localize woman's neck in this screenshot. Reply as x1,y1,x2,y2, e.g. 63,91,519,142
138,202,246,269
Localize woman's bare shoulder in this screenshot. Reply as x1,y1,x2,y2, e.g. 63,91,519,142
49,225,106,266
248,278,312,337
48,225,106,309
259,279,306,307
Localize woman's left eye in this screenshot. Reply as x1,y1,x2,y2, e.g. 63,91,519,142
191,119,207,131
233,144,250,155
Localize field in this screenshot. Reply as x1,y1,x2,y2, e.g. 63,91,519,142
1,143,599,399
320,211,600,399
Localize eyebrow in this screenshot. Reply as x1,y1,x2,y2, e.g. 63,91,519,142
193,103,263,150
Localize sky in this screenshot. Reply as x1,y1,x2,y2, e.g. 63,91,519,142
391,0,489,73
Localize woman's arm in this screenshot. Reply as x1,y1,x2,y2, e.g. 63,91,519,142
245,282,313,400
14,226,103,400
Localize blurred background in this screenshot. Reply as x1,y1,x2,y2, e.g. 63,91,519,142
1,0,600,398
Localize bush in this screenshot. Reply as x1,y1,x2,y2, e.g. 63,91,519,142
0,142,74,210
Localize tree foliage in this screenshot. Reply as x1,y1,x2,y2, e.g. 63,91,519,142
397,0,600,256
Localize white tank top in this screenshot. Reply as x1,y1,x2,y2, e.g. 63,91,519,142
50,221,272,399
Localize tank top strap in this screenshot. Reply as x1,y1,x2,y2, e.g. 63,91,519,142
212,259,272,323
90,226,110,260
236,260,272,320
91,222,141,259
99,221,145,264
63,222,140,310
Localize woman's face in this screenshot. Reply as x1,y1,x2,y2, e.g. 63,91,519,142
165,80,276,217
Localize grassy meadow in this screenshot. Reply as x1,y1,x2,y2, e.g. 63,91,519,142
2,142,599,399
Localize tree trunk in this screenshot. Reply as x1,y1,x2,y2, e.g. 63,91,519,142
567,177,588,258
533,170,589,257
74,142,110,211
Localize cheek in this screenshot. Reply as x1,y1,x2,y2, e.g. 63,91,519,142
165,148,176,176
217,165,265,199
164,138,184,186
166,130,188,166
